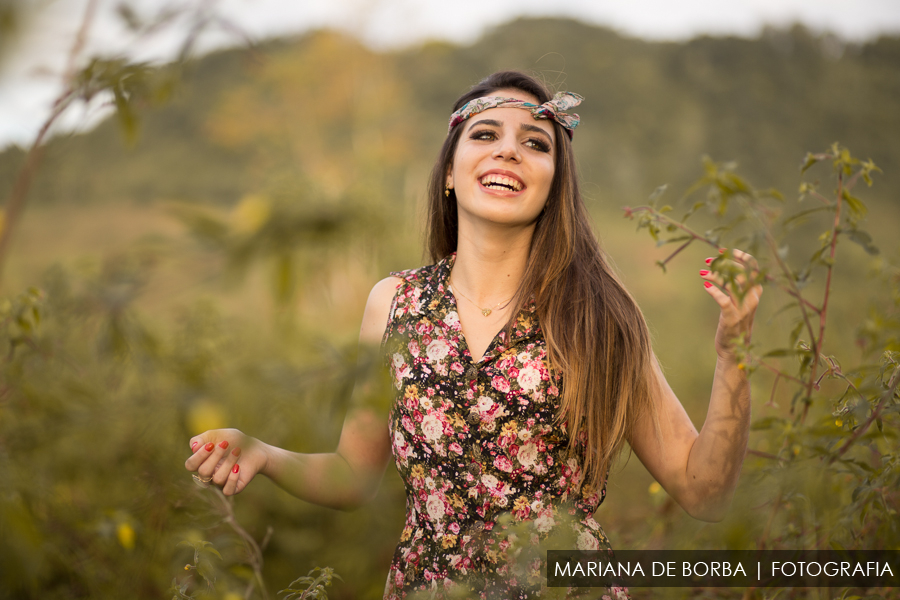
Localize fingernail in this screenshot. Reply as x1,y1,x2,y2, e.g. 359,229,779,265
232,464,240,474
219,440,229,450
191,441,199,451
699,270,710,276
704,281,713,288
204,442,215,452
705,258,713,265
232,447,242,457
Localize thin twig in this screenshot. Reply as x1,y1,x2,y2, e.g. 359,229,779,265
747,449,784,462
757,359,805,387
211,489,270,600
63,0,99,84
828,365,900,463
803,171,844,422
0,0,98,287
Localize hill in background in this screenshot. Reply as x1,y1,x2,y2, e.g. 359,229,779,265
2,18,898,216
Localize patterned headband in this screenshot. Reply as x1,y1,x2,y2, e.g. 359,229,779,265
448,91,583,139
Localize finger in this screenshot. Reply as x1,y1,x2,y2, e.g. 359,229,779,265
197,440,232,479
730,248,758,269
185,440,218,471
222,462,243,496
703,280,733,311
212,446,242,486
701,266,759,304
699,269,728,293
729,250,762,283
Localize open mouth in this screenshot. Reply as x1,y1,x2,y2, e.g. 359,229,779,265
480,174,523,192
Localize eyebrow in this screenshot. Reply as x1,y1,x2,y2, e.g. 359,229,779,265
467,118,554,142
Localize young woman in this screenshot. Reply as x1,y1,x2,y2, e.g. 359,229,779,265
184,71,761,599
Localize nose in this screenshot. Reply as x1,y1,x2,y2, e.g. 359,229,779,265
492,132,521,163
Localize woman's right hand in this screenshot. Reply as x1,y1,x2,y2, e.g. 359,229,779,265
184,429,269,496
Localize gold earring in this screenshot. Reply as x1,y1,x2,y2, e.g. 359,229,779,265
445,187,451,197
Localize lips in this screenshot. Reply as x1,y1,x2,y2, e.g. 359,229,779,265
478,170,525,193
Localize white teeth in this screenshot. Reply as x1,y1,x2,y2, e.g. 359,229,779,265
479,174,522,191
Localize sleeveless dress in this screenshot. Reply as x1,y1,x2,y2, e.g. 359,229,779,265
381,254,630,600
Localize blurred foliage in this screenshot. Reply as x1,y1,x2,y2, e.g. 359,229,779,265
1,20,899,221
623,145,899,598
2,13,900,600
0,0,23,58
0,251,402,599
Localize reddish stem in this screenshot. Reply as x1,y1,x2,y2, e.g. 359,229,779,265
802,171,843,422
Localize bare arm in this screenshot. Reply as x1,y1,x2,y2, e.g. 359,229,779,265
628,250,761,522
184,275,402,511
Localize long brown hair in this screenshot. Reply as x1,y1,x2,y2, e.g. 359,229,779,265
426,71,656,494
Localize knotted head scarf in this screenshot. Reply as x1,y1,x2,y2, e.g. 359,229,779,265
448,91,583,140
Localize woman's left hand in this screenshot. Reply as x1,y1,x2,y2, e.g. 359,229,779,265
699,248,763,360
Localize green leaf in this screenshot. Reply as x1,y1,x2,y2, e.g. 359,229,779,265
648,184,668,202
841,188,868,221
763,348,810,358
800,152,819,173
846,228,879,255
783,205,835,229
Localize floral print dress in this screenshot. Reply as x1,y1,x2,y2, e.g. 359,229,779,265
381,255,629,600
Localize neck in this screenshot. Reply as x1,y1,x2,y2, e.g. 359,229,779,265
450,218,535,305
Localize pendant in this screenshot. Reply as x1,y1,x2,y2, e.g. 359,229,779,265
481,308,492,317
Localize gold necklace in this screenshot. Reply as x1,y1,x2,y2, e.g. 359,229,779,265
449,276,512,317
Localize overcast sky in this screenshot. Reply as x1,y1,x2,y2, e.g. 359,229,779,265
1,0,899,148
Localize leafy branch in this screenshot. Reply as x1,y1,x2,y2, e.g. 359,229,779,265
0,0,244,288
625,145,898,571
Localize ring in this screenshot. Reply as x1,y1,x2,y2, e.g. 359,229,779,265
192,474,213,487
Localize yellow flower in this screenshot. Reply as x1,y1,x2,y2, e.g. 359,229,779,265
186,400,226,435
400,526,412,542
410,465,425,480
500,422,518,437
441,534,458,549
231,194,271,234
117,523,136,550
513,496,530,514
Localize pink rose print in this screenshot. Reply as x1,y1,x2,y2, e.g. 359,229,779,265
493,455,513,472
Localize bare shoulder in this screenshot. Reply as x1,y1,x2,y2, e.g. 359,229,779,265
359,276,403,345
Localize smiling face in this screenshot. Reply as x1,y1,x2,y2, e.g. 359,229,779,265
446,89,556,229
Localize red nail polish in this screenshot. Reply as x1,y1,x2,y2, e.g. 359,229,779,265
205,442,215,452
704,281,713,288
705,258,713,265
699,270,710,276
232,447,242,457
718,248,725,254
232,464,240,474
219,440,229,450
191,441,199,451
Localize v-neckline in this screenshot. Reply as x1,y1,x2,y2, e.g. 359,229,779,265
422,253,539,366
446,282,506,365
